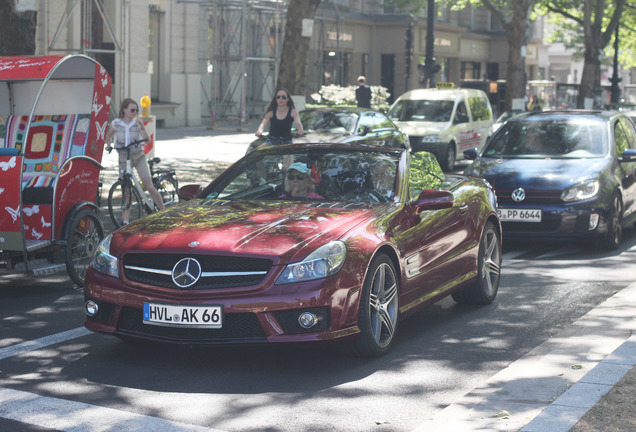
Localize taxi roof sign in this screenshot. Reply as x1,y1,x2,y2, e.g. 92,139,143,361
436,82,455,89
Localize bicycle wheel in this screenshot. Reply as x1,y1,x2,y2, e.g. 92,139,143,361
108,179,144,228
155,173,179,207
65,209,104,287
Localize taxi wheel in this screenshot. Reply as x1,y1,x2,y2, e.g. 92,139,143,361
352,253,399,357
442,143,456,171
65,209,104,287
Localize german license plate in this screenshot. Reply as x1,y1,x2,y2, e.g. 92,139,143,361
497,208,542,222
143,303,222,328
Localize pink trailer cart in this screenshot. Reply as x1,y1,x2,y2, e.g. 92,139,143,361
0,54,112,286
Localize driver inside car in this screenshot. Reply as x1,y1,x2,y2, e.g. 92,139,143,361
280,162,324,199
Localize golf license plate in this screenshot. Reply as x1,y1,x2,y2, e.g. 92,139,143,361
497,208,542,222
143,303,222,328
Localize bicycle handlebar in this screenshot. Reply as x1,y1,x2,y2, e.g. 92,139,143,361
106,138,149,154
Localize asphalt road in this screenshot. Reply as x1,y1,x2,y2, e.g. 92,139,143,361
1,128,636,431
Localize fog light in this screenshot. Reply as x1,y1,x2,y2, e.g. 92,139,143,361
298,312,318,329
589,213,600,230
85,300,99,317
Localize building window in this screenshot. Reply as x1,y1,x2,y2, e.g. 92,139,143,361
461,61,481,80
362,53,369,78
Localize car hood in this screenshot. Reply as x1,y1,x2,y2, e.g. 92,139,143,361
110,200,381,262
466,157,609,189
392,121,447,137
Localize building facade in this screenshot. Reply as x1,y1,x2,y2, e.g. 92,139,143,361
16,0,629,127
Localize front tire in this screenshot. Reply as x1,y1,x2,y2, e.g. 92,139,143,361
600,192,623,250
441,143,456,171
65,209,104,287
452,221,501,304
353,254,400,357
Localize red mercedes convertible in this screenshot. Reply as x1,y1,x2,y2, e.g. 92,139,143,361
84,143,501,356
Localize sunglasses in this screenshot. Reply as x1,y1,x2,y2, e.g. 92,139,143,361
276,95,287,100
129,108,138,112
287,174,306,181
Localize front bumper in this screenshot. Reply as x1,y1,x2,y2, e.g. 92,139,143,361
83,271,361,345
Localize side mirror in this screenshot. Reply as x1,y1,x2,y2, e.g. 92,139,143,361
178,184,202,201
621,149,636,162
463,147,479,160
414,189,454,214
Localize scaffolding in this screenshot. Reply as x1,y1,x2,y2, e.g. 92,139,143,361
205,0,284,124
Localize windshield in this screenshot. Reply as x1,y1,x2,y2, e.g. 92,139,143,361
388,99,453,122
204,148,400,204
483,119,608,158
299,110,358,133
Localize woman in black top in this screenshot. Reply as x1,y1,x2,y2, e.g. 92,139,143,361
255,88,304,146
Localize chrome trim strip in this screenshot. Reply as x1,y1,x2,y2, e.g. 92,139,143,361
124,265,267,277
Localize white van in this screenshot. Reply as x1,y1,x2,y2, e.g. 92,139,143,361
388,88,494,171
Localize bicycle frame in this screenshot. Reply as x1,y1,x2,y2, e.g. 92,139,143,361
122,156,156,212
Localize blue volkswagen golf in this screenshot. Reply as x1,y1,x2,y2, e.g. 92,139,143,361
464,110,636,249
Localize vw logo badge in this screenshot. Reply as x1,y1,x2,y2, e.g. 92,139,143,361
172,258,202,288
511,188,526,202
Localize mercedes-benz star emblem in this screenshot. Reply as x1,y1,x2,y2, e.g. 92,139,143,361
172,258,202,288
511,188,526,202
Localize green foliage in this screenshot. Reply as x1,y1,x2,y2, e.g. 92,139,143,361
408,152,445,197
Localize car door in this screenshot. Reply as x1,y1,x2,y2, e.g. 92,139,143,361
391,153,472,310
453,100,478,154
615,117,636,219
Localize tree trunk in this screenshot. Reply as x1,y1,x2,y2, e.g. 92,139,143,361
483,0,537,112
277,0,321,97
504,25,527,111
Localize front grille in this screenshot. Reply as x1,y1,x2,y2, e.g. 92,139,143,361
123,253,272,289
117,307,266,342
502,219,561,233
496,189,562,204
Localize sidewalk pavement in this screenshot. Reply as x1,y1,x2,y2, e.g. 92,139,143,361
152,124,636,432
412,282,636,432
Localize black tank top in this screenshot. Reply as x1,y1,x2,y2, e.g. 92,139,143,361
269,108,293,140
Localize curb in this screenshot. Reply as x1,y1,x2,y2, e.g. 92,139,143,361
411,282,636,432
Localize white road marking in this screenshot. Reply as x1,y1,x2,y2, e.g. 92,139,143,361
0,387,224,432
0,327,91,360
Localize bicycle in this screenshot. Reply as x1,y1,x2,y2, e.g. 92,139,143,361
148,155,179,207
106,139,179,229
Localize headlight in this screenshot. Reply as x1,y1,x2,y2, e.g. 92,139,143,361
561,180,600,202
421,135,441,143
90,234,119,278
276,241,346,285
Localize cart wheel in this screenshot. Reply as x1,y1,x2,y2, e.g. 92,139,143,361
65,209,104,287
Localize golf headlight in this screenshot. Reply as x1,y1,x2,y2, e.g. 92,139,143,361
561,180,599,202
276,241,346,284
421,135,441,143
90,234,119,278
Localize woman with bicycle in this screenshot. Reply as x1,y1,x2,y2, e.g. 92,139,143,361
106,98,164,224
255,88,304,146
